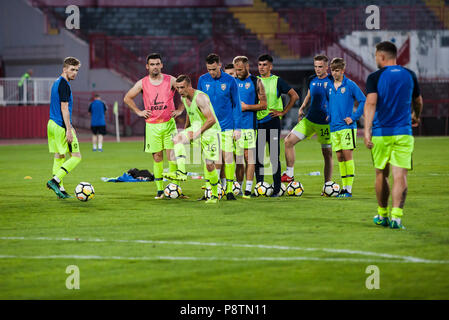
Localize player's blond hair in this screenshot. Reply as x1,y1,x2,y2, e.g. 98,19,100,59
63,57,81,68
330,58,346,70
232,56,249,65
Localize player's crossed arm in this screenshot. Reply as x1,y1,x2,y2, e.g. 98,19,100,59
241,79,267,112
123,79,151,119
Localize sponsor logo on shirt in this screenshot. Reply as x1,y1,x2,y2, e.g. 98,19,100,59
149,93,168,111
205,84,210,91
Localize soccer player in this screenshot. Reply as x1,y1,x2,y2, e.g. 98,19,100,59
46,57,82,199
233,56,267,198
364,41,423,229
224,63,236,77
282,55,333,192
171,75,222,204
326,58,366,198
256,54,299,196
88,94,107,152
198,53,242,200
124,53,184,199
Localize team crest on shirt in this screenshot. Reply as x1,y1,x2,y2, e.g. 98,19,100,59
245,82,251,89
341,87,346,94
221,83,226,91
324,82,328,88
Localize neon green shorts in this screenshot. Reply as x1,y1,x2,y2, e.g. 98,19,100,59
183,129,221,162
292,117,331,146
47,120,80,154
371,135,414,170
331,128,357,152
221,130,235,153
235,129,256,156
144,118,177,153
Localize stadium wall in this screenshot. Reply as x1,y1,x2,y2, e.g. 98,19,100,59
0,105,49,139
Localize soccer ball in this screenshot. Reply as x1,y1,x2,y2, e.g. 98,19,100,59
204,183,225,200
164,183,182,199
287,181,304,197
322,181,340,197
278,183,287,196
75,182,95,202
254,181,273,197
232,181,241,196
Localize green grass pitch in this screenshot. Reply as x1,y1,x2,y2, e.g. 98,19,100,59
0,136,448,299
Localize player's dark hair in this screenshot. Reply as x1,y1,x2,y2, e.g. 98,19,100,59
205,53,220,64
176,74,191,85
258,54,273,63
224,63,234,70
314,54,329,63
146,53,162,64
376,41,397,58
233,56,249,65
63,57,81,68
330,58,346,70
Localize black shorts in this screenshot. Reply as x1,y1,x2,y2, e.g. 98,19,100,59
91,126,106,135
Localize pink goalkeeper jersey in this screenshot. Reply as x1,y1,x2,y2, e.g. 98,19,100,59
142,74,175,124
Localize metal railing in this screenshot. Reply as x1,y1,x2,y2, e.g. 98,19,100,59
0,78,56,106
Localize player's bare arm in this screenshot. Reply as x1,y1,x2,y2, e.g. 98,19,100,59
298,89,311,121
412,95,423,127
123,80,150,119
194,93,217,140
363,92,378,149
241,79,267,111
60,101,73,144
270,88,299,118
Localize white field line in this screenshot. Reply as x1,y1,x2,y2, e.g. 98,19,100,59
0,254,410,263
0,236,448,264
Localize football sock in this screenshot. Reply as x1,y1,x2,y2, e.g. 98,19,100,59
391,207,403,219
154,161,164,191
169,161,177,174
93,144,97,150
54,156,81,181
225,162,235,193
345,160,355,192
245,180,253,193
377,206,389,218
338,161,347,188
98,143,103,150
204,163,211,189
53,157,65,188
208,169,219,197
286,166,294,177
174,143,187,173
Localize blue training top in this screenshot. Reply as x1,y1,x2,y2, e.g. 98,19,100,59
198,71,242,131
366,65,421,136
235,75,258,130
89,99,107,126
326,75,366,132
49,76,73,128
306,74,333,125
